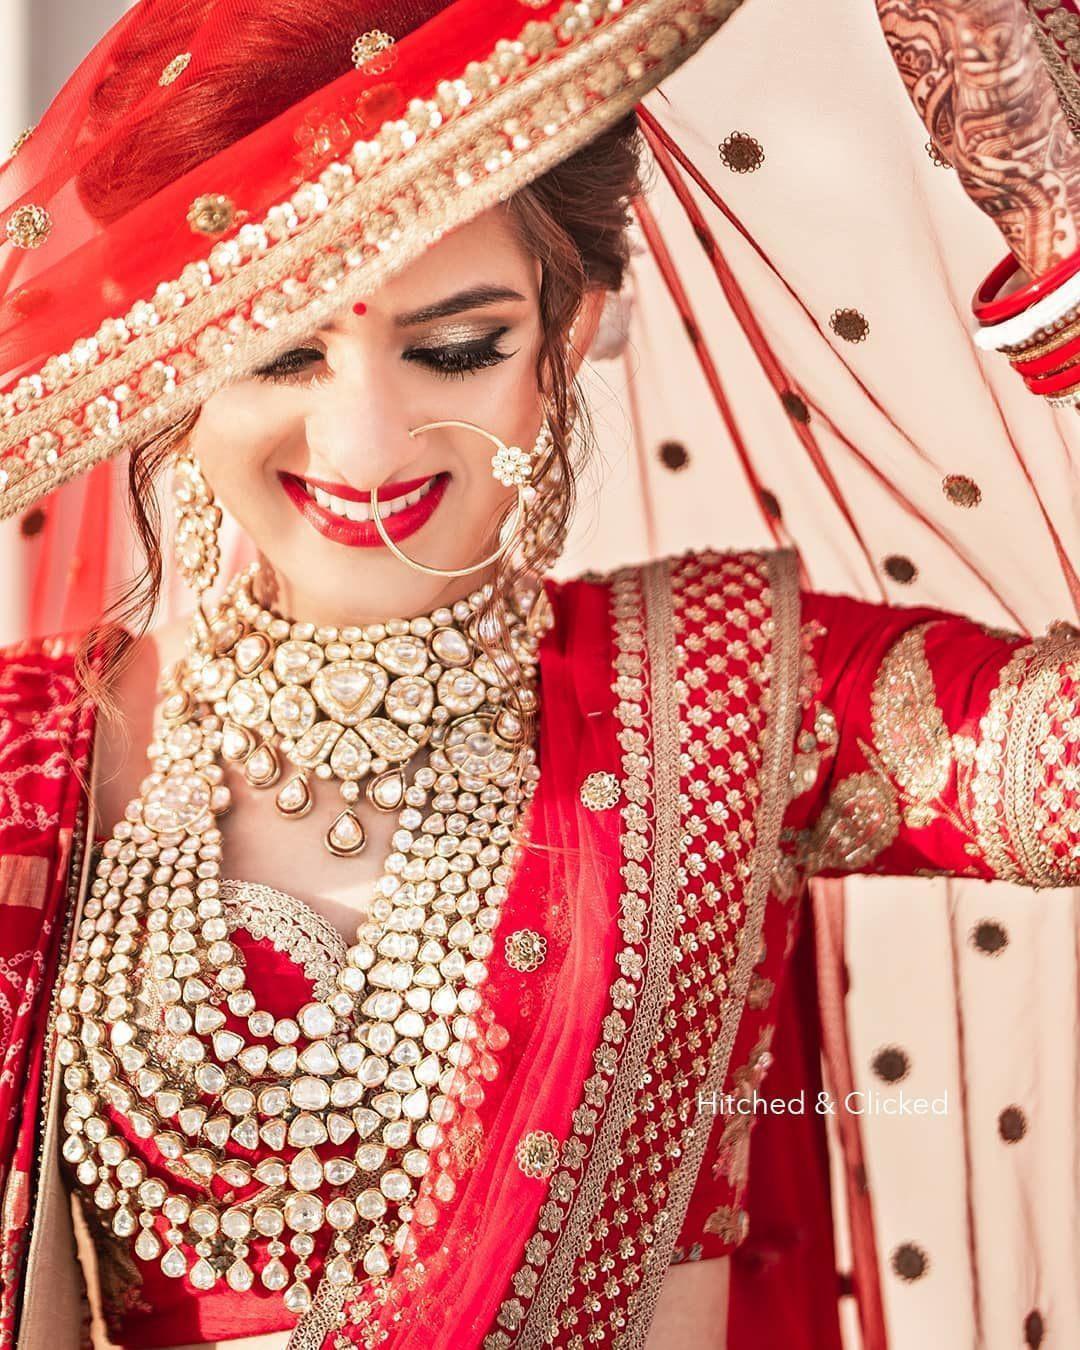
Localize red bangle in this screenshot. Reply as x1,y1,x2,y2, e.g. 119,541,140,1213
973,248,1080,325
1023,357,1080,395
1011,327,1080,378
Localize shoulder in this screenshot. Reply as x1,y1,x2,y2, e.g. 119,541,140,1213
556,547,799,610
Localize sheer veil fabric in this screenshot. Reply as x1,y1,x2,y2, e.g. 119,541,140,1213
6,0,1080,1347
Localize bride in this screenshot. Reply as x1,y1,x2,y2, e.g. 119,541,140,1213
0,1,1076,1348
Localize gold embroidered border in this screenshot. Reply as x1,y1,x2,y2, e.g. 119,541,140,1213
619,549,801,1347
0,0,745,520
484,560,674,1347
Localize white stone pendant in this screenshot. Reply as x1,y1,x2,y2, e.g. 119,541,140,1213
326,808,365,856
275,773,312,818
367,767,406,812
244,741,281,788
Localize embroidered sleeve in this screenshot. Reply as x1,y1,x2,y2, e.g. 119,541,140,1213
782,590,1080,884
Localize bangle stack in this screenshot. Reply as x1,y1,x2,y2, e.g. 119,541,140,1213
973,251,1080,407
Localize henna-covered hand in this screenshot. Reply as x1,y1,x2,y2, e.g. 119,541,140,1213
877,0,1080,277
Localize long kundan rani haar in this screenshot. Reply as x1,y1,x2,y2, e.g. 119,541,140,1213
57,568,543,1315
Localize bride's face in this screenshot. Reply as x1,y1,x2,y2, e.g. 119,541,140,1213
190,207,567,625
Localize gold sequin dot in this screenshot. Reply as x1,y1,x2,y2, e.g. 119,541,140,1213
758,488,782,520
159,52,192,87
20,508,45,538
187,194,236,237
882,554,917,585
890,1243,929,1282
942,474,981,509
998,1105,1027,1143
718,132,764,174
352,30,396,71
580,771,620,811
970,919,1008,956
925,140,951,169
830,308,870,343
658,440,690,471
872,1045,910,1084
5,204,52,250
516,1130,559,1179
504,929,548,973
781,390,810,423
8,125,34,159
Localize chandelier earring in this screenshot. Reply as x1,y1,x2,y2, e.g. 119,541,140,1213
173,451,222,599
370,416,554,578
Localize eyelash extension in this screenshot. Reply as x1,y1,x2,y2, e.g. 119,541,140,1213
253,347,326,386
404,329,515,380
253,328,516,385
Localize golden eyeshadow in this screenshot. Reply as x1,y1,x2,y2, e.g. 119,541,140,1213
411,322,501,346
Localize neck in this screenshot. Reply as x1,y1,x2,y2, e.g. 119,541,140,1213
251,555,507,628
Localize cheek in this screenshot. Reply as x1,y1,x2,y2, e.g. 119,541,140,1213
191,387,297,497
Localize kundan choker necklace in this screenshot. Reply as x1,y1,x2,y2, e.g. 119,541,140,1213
58,570,543,1318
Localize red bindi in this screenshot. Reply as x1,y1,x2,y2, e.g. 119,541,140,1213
352,301,367,316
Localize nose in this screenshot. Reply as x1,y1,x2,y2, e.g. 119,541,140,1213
303,346,416,488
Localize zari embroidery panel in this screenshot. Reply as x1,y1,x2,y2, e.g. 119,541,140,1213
495,550,798,1348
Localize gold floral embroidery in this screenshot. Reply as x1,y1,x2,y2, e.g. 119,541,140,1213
972,623,1080,886
4,205,51,250
703,1205,749,1244
516,1130,560,1179
186,193,236,237
870,623,952,827
804,770,900,873
504,928,547,973
579,769,620,810
350,30,396,72
712,1025,774,1188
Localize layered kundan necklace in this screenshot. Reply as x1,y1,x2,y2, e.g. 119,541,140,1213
57,566,543,1316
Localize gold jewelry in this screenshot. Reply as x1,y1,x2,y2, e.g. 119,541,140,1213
60,569,542,1316
369,419,553,579
200,567,532,856
173,453,221,597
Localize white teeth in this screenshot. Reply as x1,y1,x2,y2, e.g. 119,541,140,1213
303,476,436,525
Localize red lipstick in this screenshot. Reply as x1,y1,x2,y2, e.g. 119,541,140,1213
278,471,449,549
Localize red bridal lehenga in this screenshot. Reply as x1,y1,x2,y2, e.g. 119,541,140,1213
2,2,1080,1350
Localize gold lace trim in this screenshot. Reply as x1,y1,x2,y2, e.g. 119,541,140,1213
219,879,349,1000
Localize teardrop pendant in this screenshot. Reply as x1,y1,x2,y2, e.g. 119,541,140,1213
326,808,365,857
275,773,311,818
368,767,406,812
245,741,281,788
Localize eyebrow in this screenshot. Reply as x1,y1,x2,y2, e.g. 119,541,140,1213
393,285,527,327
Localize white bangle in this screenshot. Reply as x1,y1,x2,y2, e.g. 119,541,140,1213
973,270,1080,351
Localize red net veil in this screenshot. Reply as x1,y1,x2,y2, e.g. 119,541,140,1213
6,0,1080,1345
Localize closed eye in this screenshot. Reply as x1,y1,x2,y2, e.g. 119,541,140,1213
253,328,516,385
404,328,515,380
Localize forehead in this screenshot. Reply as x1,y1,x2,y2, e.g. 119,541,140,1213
371,207,538,310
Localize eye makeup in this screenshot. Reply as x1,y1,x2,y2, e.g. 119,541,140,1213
253,325,516,385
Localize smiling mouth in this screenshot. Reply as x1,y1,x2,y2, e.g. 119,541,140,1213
278,470,450,549
299,474,439,523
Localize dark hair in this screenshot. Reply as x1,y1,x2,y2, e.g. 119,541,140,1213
74,7,643,716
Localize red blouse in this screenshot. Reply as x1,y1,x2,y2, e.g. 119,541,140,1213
73,564,1065,1346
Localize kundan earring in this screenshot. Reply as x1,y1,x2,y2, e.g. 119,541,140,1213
173,452,222,598
370,417,553,578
